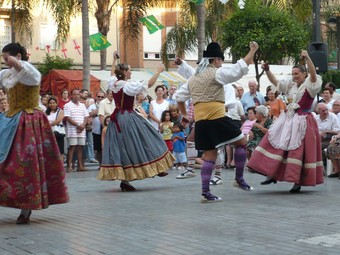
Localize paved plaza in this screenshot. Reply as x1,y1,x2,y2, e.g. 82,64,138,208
1,163,340,255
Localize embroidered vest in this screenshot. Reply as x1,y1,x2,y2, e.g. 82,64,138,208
188,65,225,105
6,83,41,117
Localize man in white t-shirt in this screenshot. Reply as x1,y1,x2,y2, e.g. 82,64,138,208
64,89,89,172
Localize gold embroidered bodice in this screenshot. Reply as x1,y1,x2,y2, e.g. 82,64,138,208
6,83,41,117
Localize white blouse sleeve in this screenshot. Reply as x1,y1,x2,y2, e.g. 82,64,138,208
177,60,195,80
215,59,249,85
305,74,322,98
276,78,293,95
123,80,148,97
224,84,237,108
174,80,191,103
0,61,41,88
107,76,118,92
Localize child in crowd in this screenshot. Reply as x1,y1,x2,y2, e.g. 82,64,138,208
101,116,111,150
0,97,9,113
169,104,190,136
160,110,174,152
241,107,257,139
171,123,187,171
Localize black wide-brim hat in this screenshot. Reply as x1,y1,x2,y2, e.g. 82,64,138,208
203,42,225,61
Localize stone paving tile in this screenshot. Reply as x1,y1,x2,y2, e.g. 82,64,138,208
1,166,340,254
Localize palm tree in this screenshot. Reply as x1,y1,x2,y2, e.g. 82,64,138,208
94,0,119,70
82,0,90,90
262,0,312,22
160,0,237,66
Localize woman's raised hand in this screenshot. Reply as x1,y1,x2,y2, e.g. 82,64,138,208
157,63,165,73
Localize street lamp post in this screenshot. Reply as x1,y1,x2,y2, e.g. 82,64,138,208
328,16,340,70
336,17,340,70
312,0,321,42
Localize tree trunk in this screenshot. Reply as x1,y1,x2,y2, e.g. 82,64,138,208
95,0,113,70
196,3,206,62
82,0,90,90
100,48,107,70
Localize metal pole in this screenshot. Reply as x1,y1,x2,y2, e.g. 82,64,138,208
337,17,340,70
312,0,321,42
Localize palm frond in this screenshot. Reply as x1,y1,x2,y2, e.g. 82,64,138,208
44,0,82,44
161,24,197,68
12,0,34,45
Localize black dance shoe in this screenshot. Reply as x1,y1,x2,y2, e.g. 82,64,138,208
120,182,136,192
289,185,301,193
16,210,32,225
328,173,340,178
260,178,277,185
157,172,169,177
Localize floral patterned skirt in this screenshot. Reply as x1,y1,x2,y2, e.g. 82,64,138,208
327,138,340,159
0,110,69,210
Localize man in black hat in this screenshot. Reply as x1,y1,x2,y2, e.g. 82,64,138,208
175,41,259,202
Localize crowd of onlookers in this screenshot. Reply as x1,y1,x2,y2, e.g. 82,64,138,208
1,78,340,178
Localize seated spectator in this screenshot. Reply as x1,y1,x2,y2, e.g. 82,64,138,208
314,102,340,168
247,105,272,160
332,100,340,124
320,88,335,110
326,134,340,178
314,102,340,149
236,86,244,99
324,81,340,101
241,80,266,112
241,107,257,139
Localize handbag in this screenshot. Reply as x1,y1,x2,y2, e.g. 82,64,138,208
52,124,66,138
52,109,66,138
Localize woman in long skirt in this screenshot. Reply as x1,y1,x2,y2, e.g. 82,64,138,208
247,50,324,193
98,56,175,191
0,43,69,224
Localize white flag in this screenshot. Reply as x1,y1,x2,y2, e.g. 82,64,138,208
219,0,229,3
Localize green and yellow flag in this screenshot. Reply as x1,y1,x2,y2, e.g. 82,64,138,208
140,15,165,34
89,32,111,51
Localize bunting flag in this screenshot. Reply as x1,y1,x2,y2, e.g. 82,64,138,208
61,43,68,58
73,40,82,55
46,45,51,54
139,15,164,34
190,0,205,4
89,32,112,51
